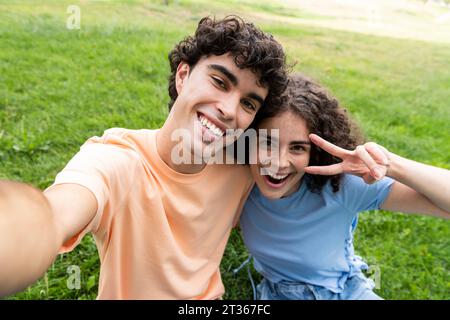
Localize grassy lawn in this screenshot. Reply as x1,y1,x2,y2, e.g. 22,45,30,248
0,0,449,300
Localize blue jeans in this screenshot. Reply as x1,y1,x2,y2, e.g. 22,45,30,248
256,274,382,300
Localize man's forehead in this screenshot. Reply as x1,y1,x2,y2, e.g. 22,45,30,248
199,54,267,89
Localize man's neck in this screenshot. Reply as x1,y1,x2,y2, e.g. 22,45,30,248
156,123,206,174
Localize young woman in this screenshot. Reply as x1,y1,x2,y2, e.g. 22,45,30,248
239,73,450,300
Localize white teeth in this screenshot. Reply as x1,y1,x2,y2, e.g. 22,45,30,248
268,172,289,180
199,115,225,137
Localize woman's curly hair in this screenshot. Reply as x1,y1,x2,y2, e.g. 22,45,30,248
167,15,288,111
252,73,365,193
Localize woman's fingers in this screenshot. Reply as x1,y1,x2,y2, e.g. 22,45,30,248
304,163,344,176
307,136,390,181
355,145,386,180
309,134,350,159
364,142,389,166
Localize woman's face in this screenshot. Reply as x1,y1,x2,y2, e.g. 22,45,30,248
250,110,312,199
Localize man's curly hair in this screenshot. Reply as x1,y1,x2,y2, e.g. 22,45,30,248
253,73,365,193
167,15,288,111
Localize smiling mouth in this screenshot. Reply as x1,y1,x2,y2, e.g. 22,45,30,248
263,171,292,188
197,113,225,138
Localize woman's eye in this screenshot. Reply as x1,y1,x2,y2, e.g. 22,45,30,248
291,145,305,152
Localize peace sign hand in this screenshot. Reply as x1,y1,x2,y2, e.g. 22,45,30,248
304,134,390,184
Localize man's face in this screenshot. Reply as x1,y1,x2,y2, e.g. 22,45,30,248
170,53,268,160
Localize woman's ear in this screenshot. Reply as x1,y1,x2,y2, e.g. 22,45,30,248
175,61,190,95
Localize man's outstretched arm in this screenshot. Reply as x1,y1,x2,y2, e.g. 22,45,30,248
0,180,97,296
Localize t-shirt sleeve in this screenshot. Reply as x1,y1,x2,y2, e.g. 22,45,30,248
45,129,140,253
232,180,255,229
337,174,395,213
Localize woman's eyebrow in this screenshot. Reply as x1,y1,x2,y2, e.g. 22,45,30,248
290,140,311,145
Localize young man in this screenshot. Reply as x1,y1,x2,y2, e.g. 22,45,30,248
0,16,288,299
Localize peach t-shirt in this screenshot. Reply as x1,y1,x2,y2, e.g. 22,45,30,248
48,128,253,299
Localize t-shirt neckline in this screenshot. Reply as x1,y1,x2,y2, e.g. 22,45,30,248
150,129,211,184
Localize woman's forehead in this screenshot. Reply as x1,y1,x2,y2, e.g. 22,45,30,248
258,113,310,143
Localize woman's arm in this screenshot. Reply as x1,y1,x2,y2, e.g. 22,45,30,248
380,153,450,218
304,134,450,219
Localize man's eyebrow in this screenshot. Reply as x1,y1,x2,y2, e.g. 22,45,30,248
208,64,265,106
208,64,238,86
248,93,265,107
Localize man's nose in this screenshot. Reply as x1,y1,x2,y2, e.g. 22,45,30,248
217,93,240,121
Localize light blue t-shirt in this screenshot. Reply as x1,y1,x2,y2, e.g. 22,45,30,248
240,174,395,293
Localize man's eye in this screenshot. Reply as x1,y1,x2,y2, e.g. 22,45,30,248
212,77,226,90
242,99,256,111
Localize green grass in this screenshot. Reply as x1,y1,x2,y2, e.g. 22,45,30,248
1,0,449,300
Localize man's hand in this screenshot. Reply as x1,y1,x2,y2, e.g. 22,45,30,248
0,180,98,296
304,134,390,184
0,180,59,296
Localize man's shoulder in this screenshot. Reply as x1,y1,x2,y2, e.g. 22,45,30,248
93,127,157,143
209,163,253,187
73,128,159,170
84,127,157,153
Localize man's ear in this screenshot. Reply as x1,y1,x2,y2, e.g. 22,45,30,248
175,61,190,95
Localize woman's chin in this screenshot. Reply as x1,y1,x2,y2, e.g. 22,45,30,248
256,174,303,200
264,192,283,200
257,186,285,200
